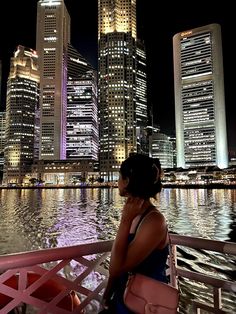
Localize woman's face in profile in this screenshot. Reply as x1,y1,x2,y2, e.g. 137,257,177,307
118,173,129,197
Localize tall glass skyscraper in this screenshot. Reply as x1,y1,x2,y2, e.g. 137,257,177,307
98,0,148,180
136,40,148,154
151,132,174,169
173,24,228,169
3,46,39,185
0,112,5,153
36,0,70,160
67,73,98,160
0,111,6,169
67,44,99,161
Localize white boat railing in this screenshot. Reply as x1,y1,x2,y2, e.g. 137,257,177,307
0,235,235,313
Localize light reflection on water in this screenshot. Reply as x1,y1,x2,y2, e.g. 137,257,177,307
160,188,235,241
0,188,235,313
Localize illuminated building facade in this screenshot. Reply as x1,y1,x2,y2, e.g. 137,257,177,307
36,0,70,160
0,112,5,153
3,46,39,185
31,159,98,185
98,0,148,180
0,112,6,169
67,45,99,160
151,132,174,169
173,24,228,169
136,40,148,154
169,135,177,168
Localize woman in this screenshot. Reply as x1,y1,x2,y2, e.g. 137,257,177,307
101,153,169,313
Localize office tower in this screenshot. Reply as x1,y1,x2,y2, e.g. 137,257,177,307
36,0,70,160
0,111,5,169
67,73,98,160
136,40,148,154
67,44,99,160
169,135,177,168
151,132,174,169
98,0,148,180
34,104,40,160
0,112,5,153
67,44,93,77
3,46,39,185
173,23,228,169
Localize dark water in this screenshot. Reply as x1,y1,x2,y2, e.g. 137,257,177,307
0,188,235,313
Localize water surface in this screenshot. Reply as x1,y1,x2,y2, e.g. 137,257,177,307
0,188,235,313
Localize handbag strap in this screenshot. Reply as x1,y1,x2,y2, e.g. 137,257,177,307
133,205,155,234
133,210,179,289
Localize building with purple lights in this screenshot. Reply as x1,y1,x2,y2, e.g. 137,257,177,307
67,45,99,161
0,111,5,170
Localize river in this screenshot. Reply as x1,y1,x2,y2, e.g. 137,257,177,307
0,187,235,313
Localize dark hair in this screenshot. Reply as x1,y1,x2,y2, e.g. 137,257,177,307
120,153,162,199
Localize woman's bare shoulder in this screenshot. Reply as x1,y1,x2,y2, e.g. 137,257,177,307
147,207,166,222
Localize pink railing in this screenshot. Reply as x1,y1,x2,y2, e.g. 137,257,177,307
0,241,113,314
0,235,236,313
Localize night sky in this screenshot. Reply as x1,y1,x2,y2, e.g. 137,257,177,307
0,1,235,152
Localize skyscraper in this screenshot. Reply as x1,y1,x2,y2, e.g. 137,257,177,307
36,0,70,160
98,0,148,180
136,40,148,154
67,73,98,160
3,46,39,185
151,131,174,169
67,44,99,161
0,111,5,169
173,23,228,169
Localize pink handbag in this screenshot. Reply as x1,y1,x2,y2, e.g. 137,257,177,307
123,273,179,314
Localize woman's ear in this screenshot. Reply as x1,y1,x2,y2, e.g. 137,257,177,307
124,177,129,188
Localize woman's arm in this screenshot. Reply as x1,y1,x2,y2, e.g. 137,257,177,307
109,198,167,277
109,214,133,276
101,275,117,309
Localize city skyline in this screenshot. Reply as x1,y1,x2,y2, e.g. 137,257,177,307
0,0,235,152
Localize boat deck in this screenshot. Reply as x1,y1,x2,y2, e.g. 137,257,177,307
0,235,235,313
